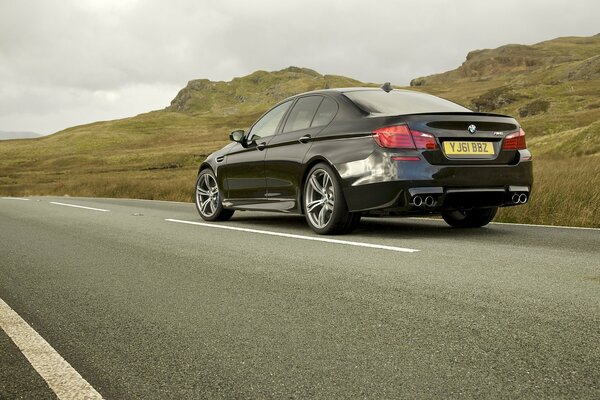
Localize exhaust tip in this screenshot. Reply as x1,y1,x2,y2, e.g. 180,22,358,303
511,193,520,204
424,196,435,207
519,193,528,204
412,195,423,207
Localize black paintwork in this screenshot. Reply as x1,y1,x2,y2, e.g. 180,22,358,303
198,88,533,216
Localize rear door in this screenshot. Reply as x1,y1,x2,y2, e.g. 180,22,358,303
264,96,338,210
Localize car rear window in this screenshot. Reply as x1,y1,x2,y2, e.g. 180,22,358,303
311,97,338,127
344,90,471,115
283,96,323,133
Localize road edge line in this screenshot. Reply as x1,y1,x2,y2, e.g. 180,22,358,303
0,297,103,399
408,217,600,231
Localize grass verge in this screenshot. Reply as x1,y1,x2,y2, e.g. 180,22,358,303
1,154,598,228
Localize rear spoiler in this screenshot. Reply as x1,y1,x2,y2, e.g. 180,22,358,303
367,111,512,119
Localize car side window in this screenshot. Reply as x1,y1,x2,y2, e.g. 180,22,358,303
282,96,323,133
311,97,338,127
248,100,293,141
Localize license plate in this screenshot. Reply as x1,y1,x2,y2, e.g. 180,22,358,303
443,141,494,156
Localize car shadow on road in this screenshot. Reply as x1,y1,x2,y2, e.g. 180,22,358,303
229,213,510,240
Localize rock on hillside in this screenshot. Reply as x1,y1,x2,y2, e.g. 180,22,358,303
167,66,367,116
410,34,600,86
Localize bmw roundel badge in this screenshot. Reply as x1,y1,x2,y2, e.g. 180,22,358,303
468,124,477,134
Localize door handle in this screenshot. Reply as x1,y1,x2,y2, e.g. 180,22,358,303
256,142,267,151
299,135,312,143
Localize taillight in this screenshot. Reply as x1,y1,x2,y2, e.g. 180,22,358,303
372,125,438,150
411,130,438,150
503,128,526,150
372,125,414,148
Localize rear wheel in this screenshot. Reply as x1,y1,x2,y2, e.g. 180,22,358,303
195,170,234,221
441,207,497,228
303,163,358,235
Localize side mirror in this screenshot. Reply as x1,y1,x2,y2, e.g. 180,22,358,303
229,129,245,143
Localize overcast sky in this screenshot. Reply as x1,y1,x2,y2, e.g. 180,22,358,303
1,0,598,135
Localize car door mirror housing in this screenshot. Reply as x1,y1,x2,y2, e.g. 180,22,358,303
229,130,245,143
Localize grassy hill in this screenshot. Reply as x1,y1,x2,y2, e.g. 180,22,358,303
0,67,368,202
408,34,600,227
0,39,599,227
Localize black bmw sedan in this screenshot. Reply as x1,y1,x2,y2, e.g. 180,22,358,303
194,87,533,234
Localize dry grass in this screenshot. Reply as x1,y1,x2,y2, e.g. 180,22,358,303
2,150,598,228
0,168,198,202
496,155,600,227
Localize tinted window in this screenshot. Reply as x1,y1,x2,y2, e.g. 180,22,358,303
283,96,323,133
248,100,293,141
344,90,471,115
311,97,338,127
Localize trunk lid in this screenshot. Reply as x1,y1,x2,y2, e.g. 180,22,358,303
392,113,520,165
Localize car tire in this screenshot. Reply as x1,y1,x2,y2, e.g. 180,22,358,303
303,163,357,235
195,170,234,221
441,207,498,228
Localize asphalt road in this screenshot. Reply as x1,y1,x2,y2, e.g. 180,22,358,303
1,196,599,399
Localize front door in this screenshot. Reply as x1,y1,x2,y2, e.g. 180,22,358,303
221,100,293,207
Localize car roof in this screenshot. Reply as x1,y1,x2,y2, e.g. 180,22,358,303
286,86,425,100
298,87,414,95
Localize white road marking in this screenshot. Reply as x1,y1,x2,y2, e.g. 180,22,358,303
0,297,103,400
490,221,600,231
49,202,109,212
69,196,193,205
1,197,30,201
165,218,420,253
408,217,600,231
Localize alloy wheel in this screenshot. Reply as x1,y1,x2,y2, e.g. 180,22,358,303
305,169,335,229
196,173,220,218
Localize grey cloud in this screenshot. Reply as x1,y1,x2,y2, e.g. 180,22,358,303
1,0,598,134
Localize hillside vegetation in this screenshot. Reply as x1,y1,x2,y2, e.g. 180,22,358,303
1,38,599,227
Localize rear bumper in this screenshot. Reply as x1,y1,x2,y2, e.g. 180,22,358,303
340,155,533,212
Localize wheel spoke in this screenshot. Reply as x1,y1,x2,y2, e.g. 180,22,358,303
322,173,330,192
318,206,327,226
201,198,211,213
197,188,209,196
310,175,325,195
306,199,323,213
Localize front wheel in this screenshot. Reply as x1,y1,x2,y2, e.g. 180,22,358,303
441,207,498,228
195,170,234,221
303,163,358,235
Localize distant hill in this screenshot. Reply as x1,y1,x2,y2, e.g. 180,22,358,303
410,34,600,86
0,130,41,140
0,35,598,227
408,34,600,158
166,66,367,116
